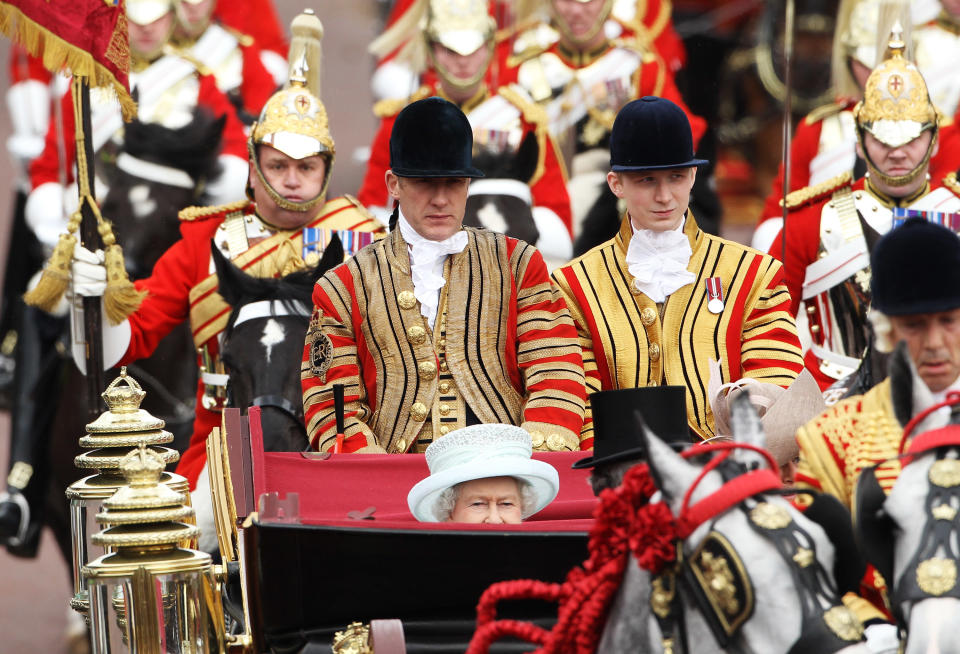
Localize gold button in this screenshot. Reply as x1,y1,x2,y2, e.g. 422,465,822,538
440,361,448,372
439,404,451,415
640,307,657,326
418,360,437,379
530,431,545,448
806,304,816,315
439,381,451,393
396,438,407,452
397,291,417,310
439,339,446,348
648,343,661,362
547,433,567,451
407,325,427,345
410,402,428,422
630,284,643,295
439,426,450,435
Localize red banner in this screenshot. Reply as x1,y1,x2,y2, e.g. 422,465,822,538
0,0,135,119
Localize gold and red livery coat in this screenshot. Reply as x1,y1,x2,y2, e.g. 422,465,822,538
357,81,573,236
120,197,384,488
768,174,960,390
301,227,587,454
552,213,804,447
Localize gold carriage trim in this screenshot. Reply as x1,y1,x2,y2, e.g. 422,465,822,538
782,171,853,209
178,200,252,222
331,621,372,654
688,532,754,638
916,557,958,596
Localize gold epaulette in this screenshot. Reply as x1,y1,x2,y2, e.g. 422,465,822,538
341,194,375,221
178,200,251,222
373,85,431,119
804,99,848,125
498,84,548,127
222,24,255,47
943,171,960,196
506,41,550,68
162,44,212,77
781,171,854,210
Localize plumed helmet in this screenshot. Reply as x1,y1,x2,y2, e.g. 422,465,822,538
424,0,496,89
609,97,708,172
389,97,485,178
871,218,960,316
248,9,334,214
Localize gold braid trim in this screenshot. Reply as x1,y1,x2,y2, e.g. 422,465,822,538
782,170,853,209
372,85,431,118
942,171,960,196
0,4,137,121
498,85,549,187
178,200,250,222
161,43,211,76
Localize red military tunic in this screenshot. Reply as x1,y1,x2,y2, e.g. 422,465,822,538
769,174,960,389
29,63,247,189
358,82,573,236
121,197,385,487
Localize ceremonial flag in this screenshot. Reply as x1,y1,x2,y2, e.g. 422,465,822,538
0,0,136,119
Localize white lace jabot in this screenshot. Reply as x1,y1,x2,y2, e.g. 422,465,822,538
397,211,469,329
624,218,695,303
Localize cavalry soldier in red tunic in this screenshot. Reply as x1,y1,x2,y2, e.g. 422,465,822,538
358,0,575,268
769,26,960,394
303,97,586,454
68,13,385,489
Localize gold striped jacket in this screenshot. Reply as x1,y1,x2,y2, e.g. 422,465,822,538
301,227,586,453
552,214,804,446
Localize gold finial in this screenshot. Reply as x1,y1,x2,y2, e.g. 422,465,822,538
885,20,905,58
120,443,165,488
101,367,147,414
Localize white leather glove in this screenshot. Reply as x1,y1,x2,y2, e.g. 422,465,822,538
25,182,67,253
864,623,899,654
71,244,106,297
6,79,50,168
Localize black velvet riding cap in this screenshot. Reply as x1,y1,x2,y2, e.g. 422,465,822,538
871,217,960,315
389,96,485,178
610,96,708,172
572,386,692,469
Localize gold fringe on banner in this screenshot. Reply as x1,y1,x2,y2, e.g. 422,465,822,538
0,3,137,120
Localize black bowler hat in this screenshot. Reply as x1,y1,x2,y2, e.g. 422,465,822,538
389,96,485,178
572,386,692,469
871,217,960,316
609,97,708,172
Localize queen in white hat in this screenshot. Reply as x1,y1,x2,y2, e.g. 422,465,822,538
407,424,560,523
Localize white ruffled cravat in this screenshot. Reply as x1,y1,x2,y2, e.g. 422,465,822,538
624,220,695,303
398,211,469,329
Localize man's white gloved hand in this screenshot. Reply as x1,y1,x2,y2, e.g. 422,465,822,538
71,244,106,297
864,623,899,654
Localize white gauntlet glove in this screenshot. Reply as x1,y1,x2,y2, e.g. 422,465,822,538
864,623,899,654
71,244,106,297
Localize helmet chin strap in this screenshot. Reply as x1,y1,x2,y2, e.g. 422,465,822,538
246,139,331,217
858,127,937,190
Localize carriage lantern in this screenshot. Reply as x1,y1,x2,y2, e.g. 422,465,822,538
66,368,189,619
82,444,225,654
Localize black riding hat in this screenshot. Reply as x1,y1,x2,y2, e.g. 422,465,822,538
871,217,960,316
389,96,485,179
610,96,708,172
572,386,692,469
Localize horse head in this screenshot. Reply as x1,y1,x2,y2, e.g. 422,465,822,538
100,108,225,278
213,236,344,452
627,400,867,654
856,342,960,653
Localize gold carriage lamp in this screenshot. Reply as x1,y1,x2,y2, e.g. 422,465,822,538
66,368,190,619
82,444,227,654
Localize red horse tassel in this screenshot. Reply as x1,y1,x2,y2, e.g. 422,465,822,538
467,464,679,654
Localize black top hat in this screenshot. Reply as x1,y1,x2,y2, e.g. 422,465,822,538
609,96,708,172
389,96,485,178
572,386,692,469
871,217,960,316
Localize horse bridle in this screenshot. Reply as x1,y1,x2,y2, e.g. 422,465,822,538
649,447,865,654
227,300,311,441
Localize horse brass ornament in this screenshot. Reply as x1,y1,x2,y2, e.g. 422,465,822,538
929,459,960,488
332,621,373,654
749,501,792,530
687,532,754,638
916,557,958,596
822,605,864,641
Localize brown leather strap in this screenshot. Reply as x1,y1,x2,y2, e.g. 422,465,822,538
369,619,407,654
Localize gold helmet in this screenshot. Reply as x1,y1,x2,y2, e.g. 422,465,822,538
853,22,938,187
425,0,496,89
552,0,614,46
248,9,334,215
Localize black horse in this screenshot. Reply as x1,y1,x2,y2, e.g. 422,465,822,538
213,235,344,451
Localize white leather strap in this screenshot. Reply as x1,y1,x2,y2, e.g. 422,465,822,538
467,178,533,205
801,242,869,300
810,343,861,372
232,300,311,329
201,371,230,387
116,152,194,188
